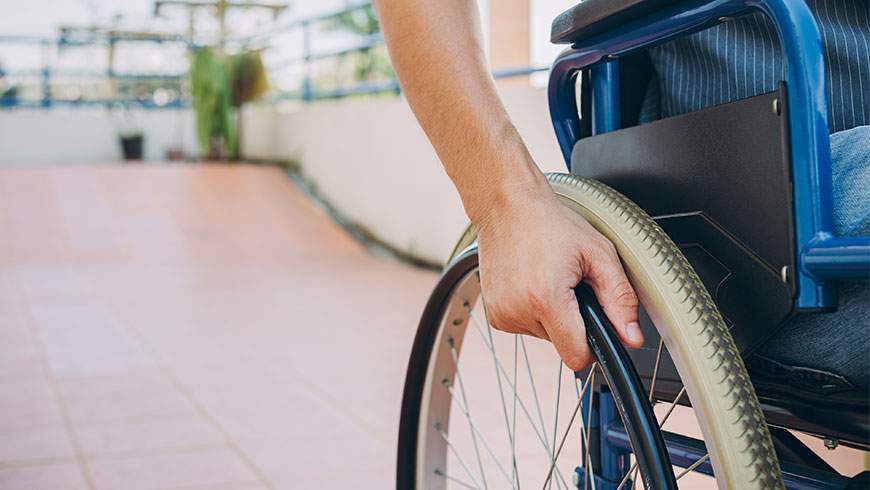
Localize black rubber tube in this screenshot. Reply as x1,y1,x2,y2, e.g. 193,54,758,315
396,252,679,489
576,282,678,490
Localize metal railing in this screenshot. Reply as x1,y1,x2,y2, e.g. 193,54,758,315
0,2,548,108
0,32,190,109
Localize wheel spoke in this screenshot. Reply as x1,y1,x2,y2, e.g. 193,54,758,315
520,337,552,457
616,381,689,489
549,360,562,490
511,335,520,487
480,299,521,487
583,369,598,490
519,336,567,488
648,339,665,403
444,379,516,486
615,463,635,490
466,311,571,489
618,339,666,490
434,468,481,490
658,387,687,428
676,453,709,480
542,366,596,489
434,422,483,490
447,338,490,489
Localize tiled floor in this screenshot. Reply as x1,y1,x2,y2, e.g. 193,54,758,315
0,163,864,489
0,164,436,489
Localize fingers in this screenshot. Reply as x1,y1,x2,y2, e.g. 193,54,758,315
483,301,551,341
583,243,644,349
538,289,592,372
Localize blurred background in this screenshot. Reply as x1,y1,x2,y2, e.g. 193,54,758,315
0,1,865,489
0,2,576,489
0,0,577,264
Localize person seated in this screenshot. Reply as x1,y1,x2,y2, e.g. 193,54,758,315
375,0,868,399
635,1,869,398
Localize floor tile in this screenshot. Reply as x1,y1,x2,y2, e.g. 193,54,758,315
46,350,160,380
63,385,198,426
0,352,46,383
0,463,89,490
0,379,64,431
87,447,262,490
0,426,76,463
56,370,175,401
75,416,223,456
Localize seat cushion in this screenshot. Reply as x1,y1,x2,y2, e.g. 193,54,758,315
551,0,682,44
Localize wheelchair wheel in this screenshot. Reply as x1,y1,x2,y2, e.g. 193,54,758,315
397,173,785,489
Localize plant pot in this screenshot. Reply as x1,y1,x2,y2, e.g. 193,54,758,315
119,134,144,161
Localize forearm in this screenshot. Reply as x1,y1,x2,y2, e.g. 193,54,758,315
374,0,549,225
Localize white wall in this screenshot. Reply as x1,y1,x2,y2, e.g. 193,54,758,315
242,86,566,264
0,107,198,165
0,87,567,265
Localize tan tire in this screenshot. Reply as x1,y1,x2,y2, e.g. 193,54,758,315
448,173,784,489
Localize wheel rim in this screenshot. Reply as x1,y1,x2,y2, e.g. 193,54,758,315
399,173,782,489
404,247,716,490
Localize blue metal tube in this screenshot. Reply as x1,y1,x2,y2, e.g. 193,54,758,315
548,0,747,164
597,390,630,485
802,235,870,280
591,61,621,135
604,424,852,489
605,425,714,477
748,0,837,308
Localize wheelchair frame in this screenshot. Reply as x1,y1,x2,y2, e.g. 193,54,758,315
548,0,870,312
546,0,869,487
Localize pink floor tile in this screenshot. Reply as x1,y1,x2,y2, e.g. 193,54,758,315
63,384,199,426
0,352,46,383
0,426,76,463
74,416,224,456
9,165,859,488
87,447,262,490
0,379,65,431
0,463,89,490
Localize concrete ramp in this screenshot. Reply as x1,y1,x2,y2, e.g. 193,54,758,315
0,164,437,489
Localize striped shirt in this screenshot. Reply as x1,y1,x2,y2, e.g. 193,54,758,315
641,0,870,133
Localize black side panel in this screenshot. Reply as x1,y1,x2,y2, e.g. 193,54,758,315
570,88,796,355
655,213,793,350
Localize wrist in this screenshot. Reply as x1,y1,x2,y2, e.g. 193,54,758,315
465,167,552,231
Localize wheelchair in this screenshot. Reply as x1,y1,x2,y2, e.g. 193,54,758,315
397,0,869,488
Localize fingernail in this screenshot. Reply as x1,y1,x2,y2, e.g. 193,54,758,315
625,322,643,344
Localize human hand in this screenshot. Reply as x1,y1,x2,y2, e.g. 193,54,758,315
475,183,644,371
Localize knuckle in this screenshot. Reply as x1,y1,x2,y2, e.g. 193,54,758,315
584,241,618,272
491,322,514,334
564,351,591,371
525,287,549,316
486,302,508,325
587,235,616,255
611,282,639,307
486,302,520,334
599,238,618,257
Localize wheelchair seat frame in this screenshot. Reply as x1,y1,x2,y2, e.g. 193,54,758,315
546,0,869,486
547,0,870,312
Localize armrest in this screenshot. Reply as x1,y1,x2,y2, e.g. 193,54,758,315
551,0,682,44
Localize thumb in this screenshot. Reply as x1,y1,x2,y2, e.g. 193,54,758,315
542,289,593,372
584,253,644,349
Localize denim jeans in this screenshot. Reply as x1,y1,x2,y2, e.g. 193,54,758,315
754,125,870,390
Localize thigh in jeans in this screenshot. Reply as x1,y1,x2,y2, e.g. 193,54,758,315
754,125,870,389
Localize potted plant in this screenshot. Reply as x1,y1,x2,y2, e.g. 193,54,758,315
118,130,145,160
112,104,145,161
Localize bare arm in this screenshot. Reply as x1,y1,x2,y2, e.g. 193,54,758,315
375,0,643,369
374,1,542,224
